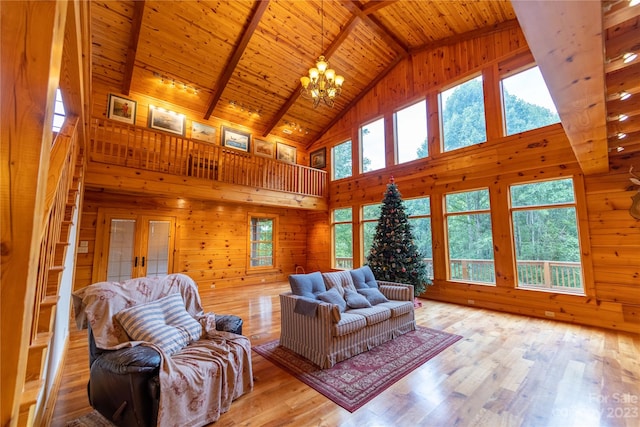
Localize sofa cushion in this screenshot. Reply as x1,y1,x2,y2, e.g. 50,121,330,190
350,265,378,289
344,288,372,309
357,287,389,305
322,271,356,297
345,305,391,325
378,300,414,317
332,312,367,337
115,293,202,356
289,271,326,299
317,287,347,312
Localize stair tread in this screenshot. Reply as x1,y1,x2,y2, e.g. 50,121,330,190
20,379,43,407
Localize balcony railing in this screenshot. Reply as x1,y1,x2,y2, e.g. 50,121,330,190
334,258,583,293
88,118,327,197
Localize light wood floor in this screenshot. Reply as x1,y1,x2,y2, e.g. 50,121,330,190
52,282,639,427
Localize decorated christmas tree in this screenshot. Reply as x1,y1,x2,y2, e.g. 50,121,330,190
366,178,431,297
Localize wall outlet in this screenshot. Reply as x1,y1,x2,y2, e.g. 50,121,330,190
467,299,475,305
545,311,555,317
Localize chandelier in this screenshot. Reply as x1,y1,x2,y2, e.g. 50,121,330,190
299,1,344,108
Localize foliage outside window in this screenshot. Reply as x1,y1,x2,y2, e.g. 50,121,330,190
445,189,495,284
332,208,353,269
502,66,560,136
362,203,381,262
440,75,487,152
332,140,352,180
249,216,275,269
395,100,428,163
360,118,385,173
510,178,583,294
404,197,433,279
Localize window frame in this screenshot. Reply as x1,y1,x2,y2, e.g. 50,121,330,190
331,139,353,181
360,203,382,265
332,207,353,270
404,196,434,280
394,99,428,165
247,213,278,273
359,117,386,174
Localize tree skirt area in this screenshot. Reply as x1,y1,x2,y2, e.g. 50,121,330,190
252,326,462,412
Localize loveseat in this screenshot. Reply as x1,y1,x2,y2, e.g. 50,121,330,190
73,273,253,427
279,266,416,369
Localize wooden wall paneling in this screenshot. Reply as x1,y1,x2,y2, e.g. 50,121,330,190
489,181,516,288
483,63,504,141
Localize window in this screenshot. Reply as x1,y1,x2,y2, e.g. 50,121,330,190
332,140,352,180
332,207,353,269
404,197,433,279
510,178,583,294
361,203,381,262
445,189,495,284
395,100,428,163
440,75,486,152
248,215,276,269
360,118,385,173
502,66,560,135
52,88,65,133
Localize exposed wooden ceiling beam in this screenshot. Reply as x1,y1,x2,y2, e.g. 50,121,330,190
342,0,409,55
511,0,609,175
361,0,398,14
121,0,144,96
262,15,360,137
204,0,270,120
603,2,640,29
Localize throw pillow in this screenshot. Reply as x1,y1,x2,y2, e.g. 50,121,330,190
317,287,347,312
322,270,356,297
349,265,378,289
289,271,326,299
115,293,202,356
357,287,390,305
344,288,372,309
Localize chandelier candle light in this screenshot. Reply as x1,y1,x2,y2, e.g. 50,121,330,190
300,1,344,108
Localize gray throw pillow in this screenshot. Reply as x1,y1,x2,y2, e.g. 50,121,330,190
289,271,326,299
350,265,378,289
357,287,389,305
317,287,347,312
344,288,372,309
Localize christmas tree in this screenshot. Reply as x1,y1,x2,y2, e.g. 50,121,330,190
366,178,431,297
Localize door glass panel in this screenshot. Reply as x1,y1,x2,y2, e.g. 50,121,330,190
146,220,170,277
107,219,136,282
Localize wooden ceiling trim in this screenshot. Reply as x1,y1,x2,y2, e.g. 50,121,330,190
121,0,144,96
262,15,360,137
204,0,270,120
361,0,398,15
604,3,640,29
512,0,609,175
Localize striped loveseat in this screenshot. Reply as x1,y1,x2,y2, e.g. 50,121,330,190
279,266,416,369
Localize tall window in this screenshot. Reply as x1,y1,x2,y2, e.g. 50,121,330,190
395,100,428,163
332,140,352,180
361,203,381,262
360,118,385,173
510,178,583,294
248,215,276,269
332,207,353,269
52,88,66,133
404,197,433,279
445,189,495,284
440,75,486,152
502,66,560,135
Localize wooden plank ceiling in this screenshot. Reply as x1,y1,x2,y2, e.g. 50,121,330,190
90,0,640,174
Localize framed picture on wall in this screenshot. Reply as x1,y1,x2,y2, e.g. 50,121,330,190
253,139,276,158
148,106,185,136
191,121,217,143
107,94,137,125
222,126,251,152
277,142,297,164
310,147,326,169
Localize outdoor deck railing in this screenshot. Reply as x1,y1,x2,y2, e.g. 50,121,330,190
334,257,583,292
88,118,327,197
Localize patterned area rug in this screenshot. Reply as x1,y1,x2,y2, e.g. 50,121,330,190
252,326,462,412
66,410,115,427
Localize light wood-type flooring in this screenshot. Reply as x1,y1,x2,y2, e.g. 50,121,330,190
52,282,639,427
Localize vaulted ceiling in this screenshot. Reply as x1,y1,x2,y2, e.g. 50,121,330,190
90,0,640,175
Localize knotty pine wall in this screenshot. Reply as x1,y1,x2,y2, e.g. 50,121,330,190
75,190,308,291
307,26,640,333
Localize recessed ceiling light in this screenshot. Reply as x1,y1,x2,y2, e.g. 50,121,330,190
620,91,631,101
619,114,629,121
617,146,625,152
630,0,640,7
623,52,637,63
617,132,627,139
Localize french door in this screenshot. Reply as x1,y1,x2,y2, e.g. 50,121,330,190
93,210,176,282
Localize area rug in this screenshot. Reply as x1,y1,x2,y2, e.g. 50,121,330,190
65,410,115,427
252,326,462,412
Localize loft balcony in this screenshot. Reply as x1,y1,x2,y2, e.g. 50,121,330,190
85,118,328,210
